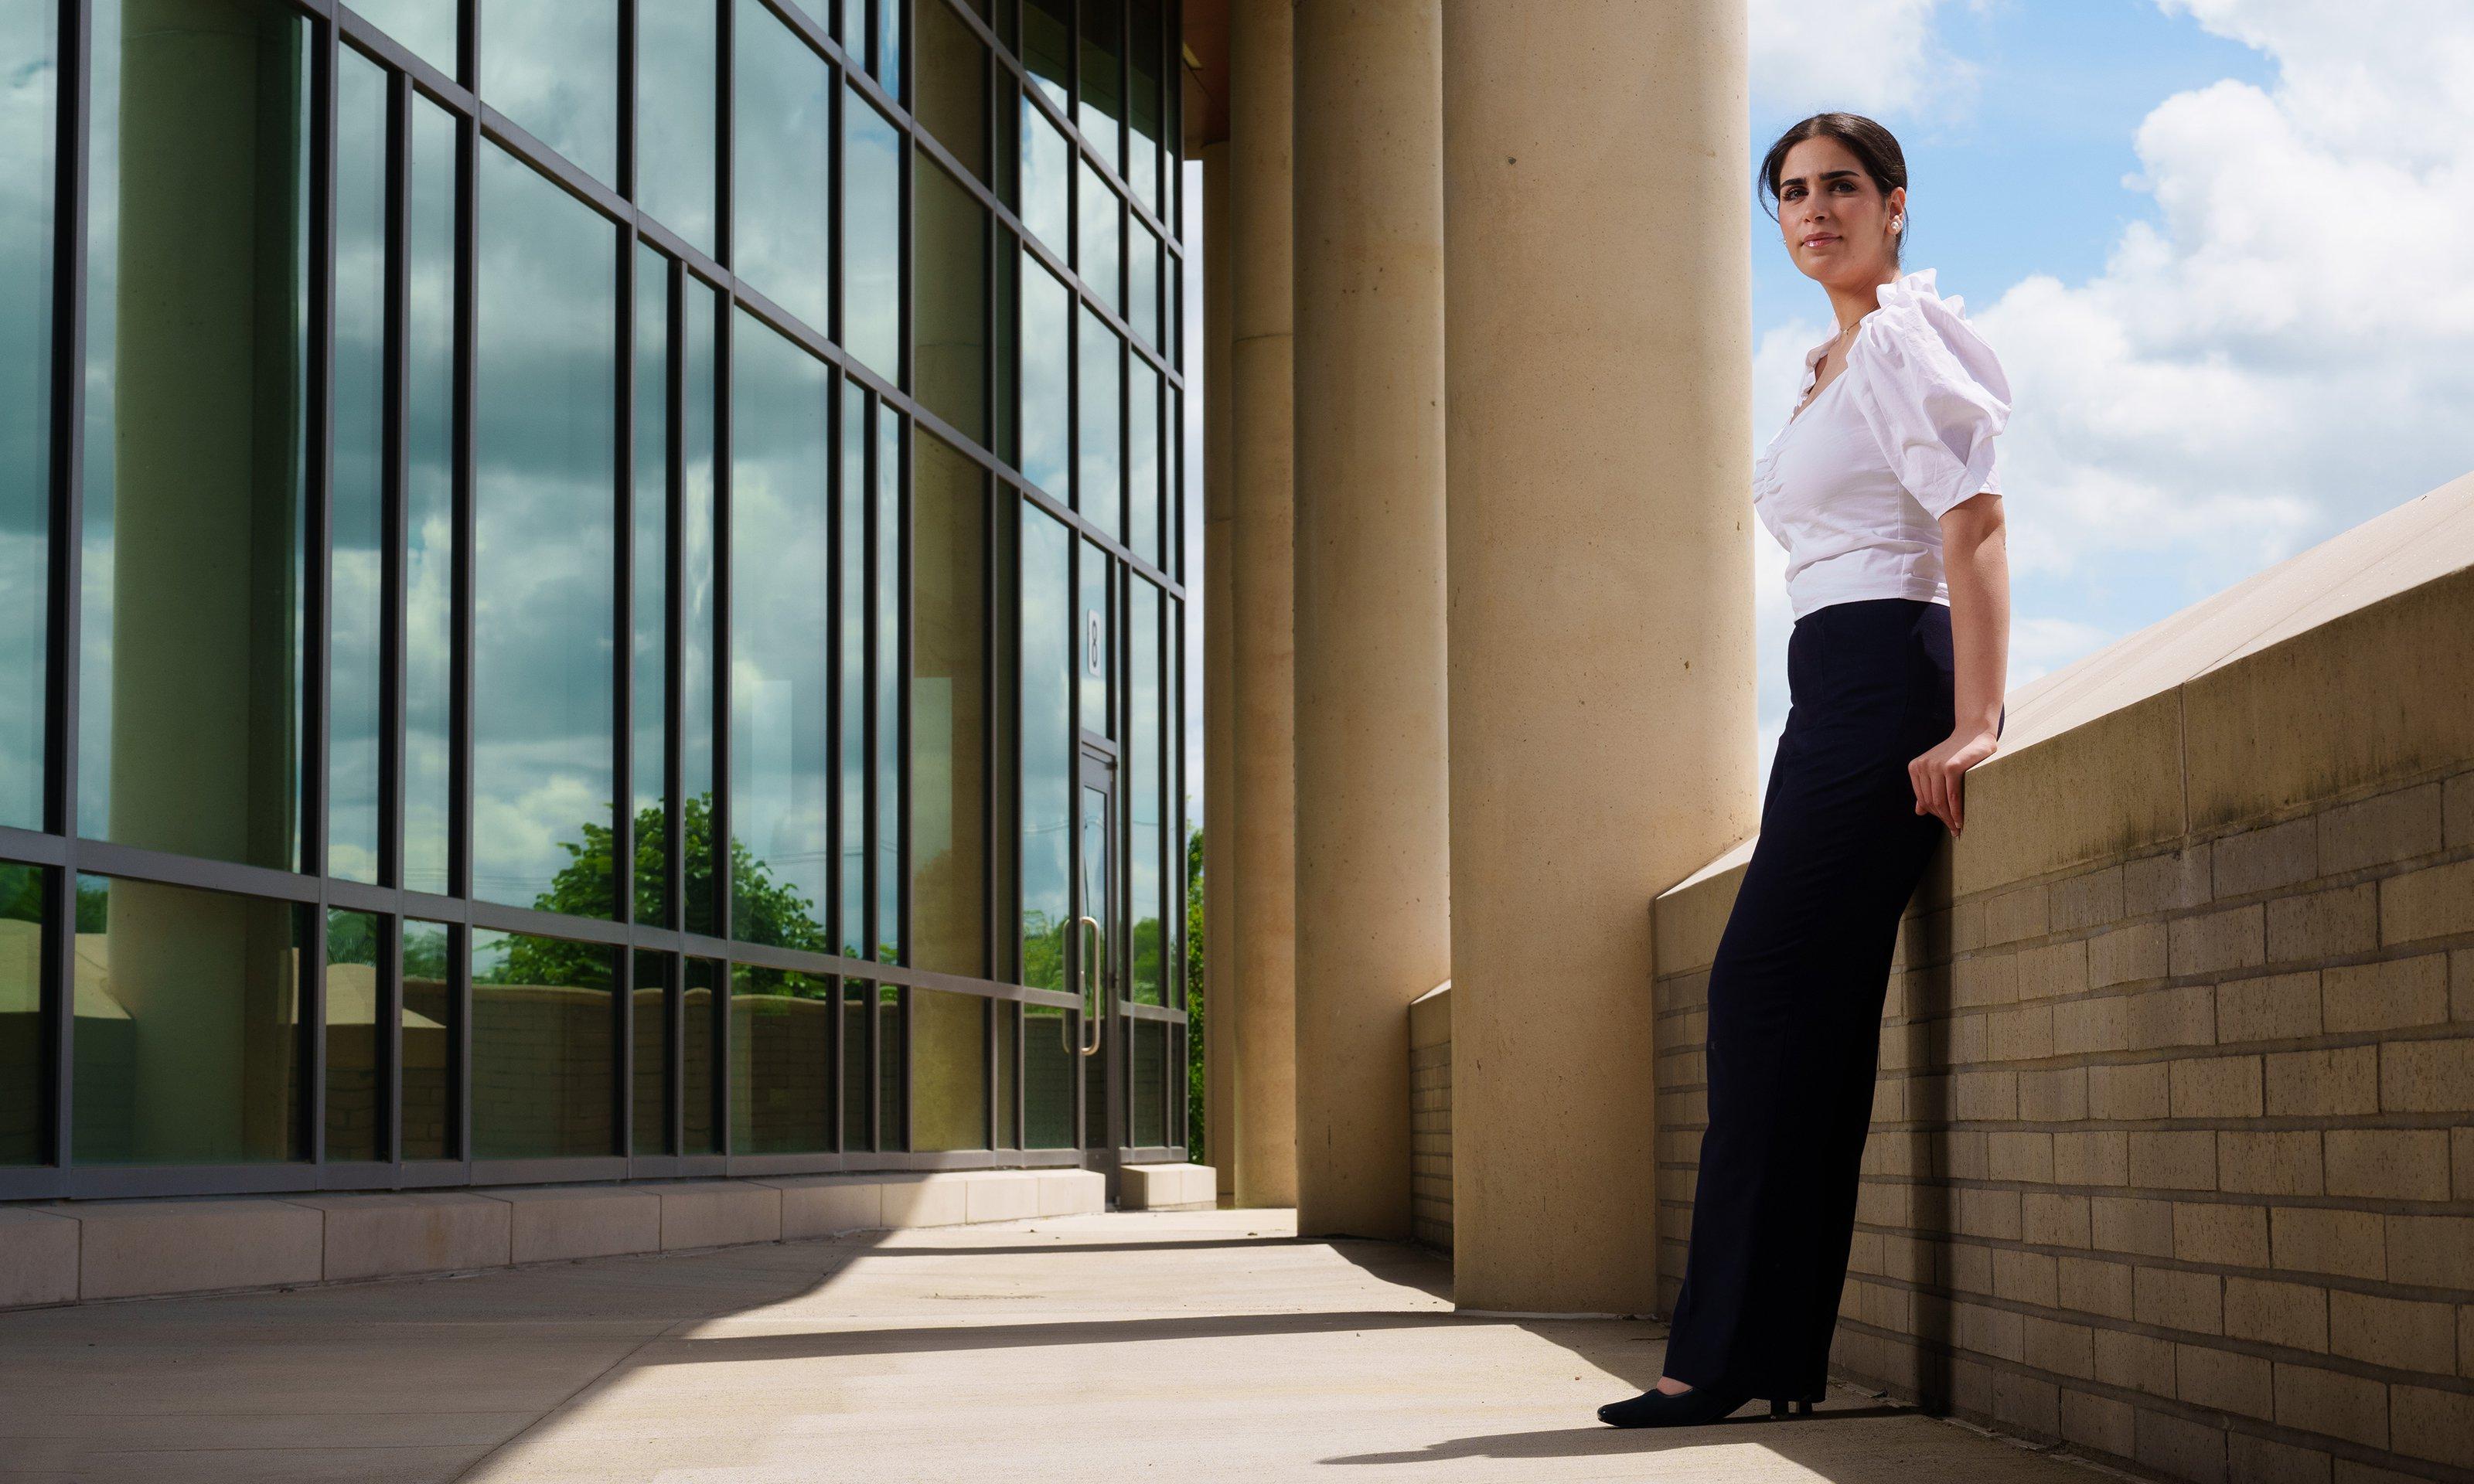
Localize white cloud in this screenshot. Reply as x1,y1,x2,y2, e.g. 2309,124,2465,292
1971,0,2474,600
1750,0,1985,121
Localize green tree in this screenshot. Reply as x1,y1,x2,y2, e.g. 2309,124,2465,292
496,791,830,996
1184,822,1205,1162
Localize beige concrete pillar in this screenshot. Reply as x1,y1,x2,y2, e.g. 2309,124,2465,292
1201,138,1239,1203
1226,0,1297,1209
1441,1,1754,1312
1290,0,1449,1241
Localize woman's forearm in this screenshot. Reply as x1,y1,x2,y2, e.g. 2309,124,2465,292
1941,495,2010,737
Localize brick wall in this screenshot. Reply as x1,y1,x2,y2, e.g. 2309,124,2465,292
1649,551,2474,1484
1410,985,1453,1251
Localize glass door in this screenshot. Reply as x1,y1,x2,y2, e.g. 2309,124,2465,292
1074,749,1126,1193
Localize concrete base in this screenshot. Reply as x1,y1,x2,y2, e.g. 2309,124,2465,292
0,1169,1109,1311
1119,1162,1218,1211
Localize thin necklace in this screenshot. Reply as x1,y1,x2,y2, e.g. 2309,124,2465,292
1787,322,1856,425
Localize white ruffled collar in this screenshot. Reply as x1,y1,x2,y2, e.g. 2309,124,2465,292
1798,267,1963,386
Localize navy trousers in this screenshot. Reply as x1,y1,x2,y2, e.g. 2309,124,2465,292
1659,597,2003,1398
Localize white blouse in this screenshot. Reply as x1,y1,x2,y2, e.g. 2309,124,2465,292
1752,267,2012,621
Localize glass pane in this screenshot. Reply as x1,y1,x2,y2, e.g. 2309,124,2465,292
1078,158,1118,314
481,0,618,184
400,919,452,1160
878,980,905,1148
728,311,833,952
843,85,901,383
1076,0,1119,171
329,51,387,885
0,2,49,832
731,962,832,1153
1167,594,1184,1008
1127,0,1160,218
1019,87,1067,254
0,865,45,1163
1023,1003,1072,1146
1020,251,1069,497
1079,536,1109,737
879,0,905,96
1077,305,1119,541
72,874,303,1166
323,908,381,1162
1021,0,1068,110
916,151,987,444
841,979,871,1149
630,950,669,1156
1019,505,1070,992
912,988,984,1151
470,928,614,1160
993,228,1017,465
837,381,867,958
1132,1017,1163,1147
1079,779,1106,987
682,278,720,935
1081,955,1104,1145
1130,579,1160,1005
404,97,458,894
990,495,1017,981
912,430,984,977
915,0,986,182
631,247,670,926
684,956,718,1153
994,1002,1017,1148
354,0,458,78
841,0,865,58
636,0,719,254
875,408,903,963
1130,221,1158,351
79,0,310,870
734,0,831,330
1127,356,1157,567
473,144,616,916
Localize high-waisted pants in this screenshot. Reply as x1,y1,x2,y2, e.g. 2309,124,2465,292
1658,596,2003,1399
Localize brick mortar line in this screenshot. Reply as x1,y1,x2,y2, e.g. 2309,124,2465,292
1654,1170,2474,1218
1831,1253,2474,1333
1649,1199,2474,1309
1828,1322,2474,1484
1649,761,2474,982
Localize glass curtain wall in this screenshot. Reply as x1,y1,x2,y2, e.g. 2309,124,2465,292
0,0,1185,1198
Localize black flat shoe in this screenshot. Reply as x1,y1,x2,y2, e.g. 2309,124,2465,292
1597,1384,1825,1428
1596,1384,1757,1428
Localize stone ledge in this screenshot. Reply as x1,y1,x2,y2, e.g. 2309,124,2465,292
0,1168,1113,1312
1120,1162,1218,1211
291,1192,513,1282
0,1207,79,1309
56,1197,326,1302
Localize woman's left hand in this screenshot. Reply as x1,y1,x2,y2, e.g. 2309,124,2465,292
1910,726,2000,836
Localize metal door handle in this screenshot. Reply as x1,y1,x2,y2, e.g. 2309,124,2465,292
1076,914,1103,1057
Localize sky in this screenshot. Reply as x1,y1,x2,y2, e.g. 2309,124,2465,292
1179,0,2474,823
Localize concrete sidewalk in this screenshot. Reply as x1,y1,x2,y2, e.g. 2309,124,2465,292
0,1207,2121,1482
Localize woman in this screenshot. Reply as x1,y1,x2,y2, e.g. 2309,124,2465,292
1598,112,2013,1429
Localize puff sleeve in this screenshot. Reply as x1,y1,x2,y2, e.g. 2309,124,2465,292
1845,268,2012,520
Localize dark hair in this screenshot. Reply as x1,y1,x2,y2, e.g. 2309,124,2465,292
1758,113,1910,266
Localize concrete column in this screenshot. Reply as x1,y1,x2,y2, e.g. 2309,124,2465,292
1200,139,1239,1204
1440,1,1754,1312
1226,0,1297,1209
1290,0,1448,1241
